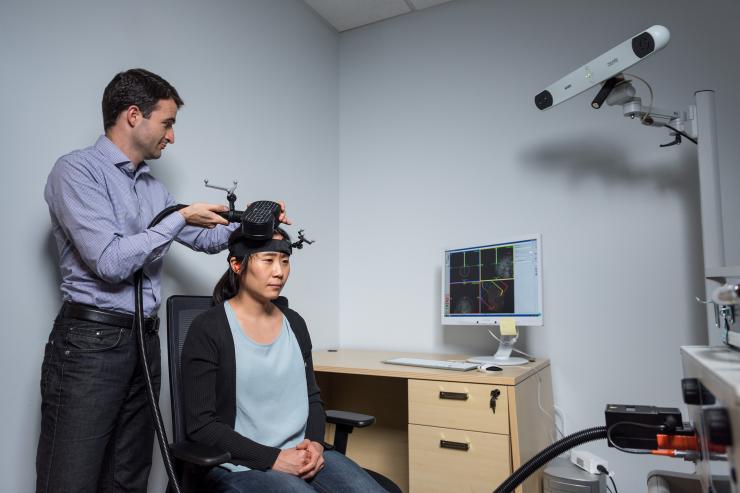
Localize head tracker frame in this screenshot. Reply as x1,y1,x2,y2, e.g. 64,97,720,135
204,180,315,253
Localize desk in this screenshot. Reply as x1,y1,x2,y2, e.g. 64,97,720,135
313,349,554,493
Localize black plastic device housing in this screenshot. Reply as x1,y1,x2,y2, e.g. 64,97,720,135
605,404,689,450
241,201,281,240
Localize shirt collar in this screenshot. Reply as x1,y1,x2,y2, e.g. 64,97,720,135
94,135,151,176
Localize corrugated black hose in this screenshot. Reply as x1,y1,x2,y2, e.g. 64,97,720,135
132,199,253,491
492,426,608,493
136,204,244,492
134,204,187,493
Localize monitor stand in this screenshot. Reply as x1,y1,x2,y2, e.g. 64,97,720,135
467,334,528,366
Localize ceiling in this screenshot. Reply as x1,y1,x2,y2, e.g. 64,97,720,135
304,0,458,32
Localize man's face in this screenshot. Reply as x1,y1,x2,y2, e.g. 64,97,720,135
132,98,178,161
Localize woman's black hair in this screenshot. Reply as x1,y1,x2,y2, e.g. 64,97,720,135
212,227,291,304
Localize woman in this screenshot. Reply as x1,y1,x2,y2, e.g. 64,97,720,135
181,228,387,492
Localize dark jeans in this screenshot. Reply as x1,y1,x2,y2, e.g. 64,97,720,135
35,316,161,493
206,450,389,493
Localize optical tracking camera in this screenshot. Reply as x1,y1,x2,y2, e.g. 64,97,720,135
534,25,670,111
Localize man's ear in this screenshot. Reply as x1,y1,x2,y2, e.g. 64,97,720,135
125,105,142,128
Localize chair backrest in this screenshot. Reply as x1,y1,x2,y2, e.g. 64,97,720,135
166,295,214,443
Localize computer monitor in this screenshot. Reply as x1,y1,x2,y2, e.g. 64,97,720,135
442,234,543,365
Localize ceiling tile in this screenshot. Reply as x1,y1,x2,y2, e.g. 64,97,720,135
304,0,411,32
408,0,456,9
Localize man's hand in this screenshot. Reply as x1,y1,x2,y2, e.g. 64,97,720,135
276,201,292,225
179,203,230,228
297,440,325,479
272,445,310,476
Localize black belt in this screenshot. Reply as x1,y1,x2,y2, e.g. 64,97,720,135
59,302,159,332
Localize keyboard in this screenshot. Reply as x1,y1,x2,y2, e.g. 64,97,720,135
382,357,478,372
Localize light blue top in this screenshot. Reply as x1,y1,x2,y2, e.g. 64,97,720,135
222,301,308,472
44,135,237,316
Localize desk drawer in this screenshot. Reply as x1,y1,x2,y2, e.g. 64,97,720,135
409,379,509,434
409,424,511,493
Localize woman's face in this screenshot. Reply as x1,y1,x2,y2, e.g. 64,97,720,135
231,233,291,301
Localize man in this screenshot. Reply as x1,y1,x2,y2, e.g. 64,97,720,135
37,68,288,493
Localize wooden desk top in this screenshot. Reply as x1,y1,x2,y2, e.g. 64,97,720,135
312,349,549,386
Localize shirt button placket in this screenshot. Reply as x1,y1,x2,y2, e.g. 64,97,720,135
131,178,144,231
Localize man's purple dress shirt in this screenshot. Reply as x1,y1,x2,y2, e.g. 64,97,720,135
45,135,236,316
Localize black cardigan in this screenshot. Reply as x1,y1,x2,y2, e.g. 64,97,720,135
181,297,326,471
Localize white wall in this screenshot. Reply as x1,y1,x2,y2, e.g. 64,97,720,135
3,0,740,491
338,0,740,491
0,0,338,491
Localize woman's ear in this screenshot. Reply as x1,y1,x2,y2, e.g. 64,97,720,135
229,257,241,274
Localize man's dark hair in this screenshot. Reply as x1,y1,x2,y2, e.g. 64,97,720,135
102,68,184,130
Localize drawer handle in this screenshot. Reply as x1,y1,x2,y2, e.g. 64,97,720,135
440,440,470,451
490,389,501,413
439,391,468,401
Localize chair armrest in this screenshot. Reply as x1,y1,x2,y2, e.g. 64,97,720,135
326,410,376,428
169,441,231,467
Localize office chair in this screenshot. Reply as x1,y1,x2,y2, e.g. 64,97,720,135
166,295,401,493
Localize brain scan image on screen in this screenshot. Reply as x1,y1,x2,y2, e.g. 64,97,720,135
449,251,480,283
481,246,513,280
480,280,515,313
449,281,480,314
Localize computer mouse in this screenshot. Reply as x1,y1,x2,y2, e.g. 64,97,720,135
478,363,503,373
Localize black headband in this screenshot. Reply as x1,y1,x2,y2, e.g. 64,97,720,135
228,238,292,260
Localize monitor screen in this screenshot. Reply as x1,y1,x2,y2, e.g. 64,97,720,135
442,234,543,326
